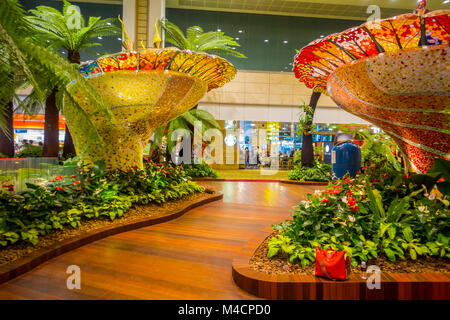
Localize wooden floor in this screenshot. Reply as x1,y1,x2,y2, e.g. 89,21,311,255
0,181,318,300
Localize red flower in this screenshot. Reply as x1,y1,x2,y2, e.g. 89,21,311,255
55,186,65,191
344,179,353,184
321,198,331,203
404,175,411,179
49,179,55,182
372,179,379,183
356,171,361,174
346,189,353,196
381,173,389,178
70,175,78,179
55,175,63,181
327,188,340,194
349,205,359,212
74,181,81,185
437,177,445,183
362,166,368,170
347,196,357,206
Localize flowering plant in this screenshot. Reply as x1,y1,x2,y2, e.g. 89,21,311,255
0,160,204,246
270,159,449,267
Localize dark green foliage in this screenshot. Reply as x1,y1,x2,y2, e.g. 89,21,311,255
182,163,218,178
288,161,331,182
0,160,204,246
16,144,43,158
269,162,450,267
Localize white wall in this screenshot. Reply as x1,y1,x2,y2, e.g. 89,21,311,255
198,103,370,125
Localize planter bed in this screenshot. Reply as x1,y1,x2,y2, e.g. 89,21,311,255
0,188,222,284
232,227,450,300
279,179,329,186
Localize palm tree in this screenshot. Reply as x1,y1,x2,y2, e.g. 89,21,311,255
156,18,246,160
300,92,321,168
0,0,114,158
152,109,222,161
26,0,121,158
159,18,246,58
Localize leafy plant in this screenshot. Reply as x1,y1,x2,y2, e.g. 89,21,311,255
0,0,114,155
0,160,204,246
159,18,246,58
16,144,43,158
288,161,331,182
26,0,122,157
269,163,450,267
182,163,218,178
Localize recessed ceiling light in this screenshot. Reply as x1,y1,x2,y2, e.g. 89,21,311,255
283,40,288,44
217,28,222,31
97,36,102,39
235,37,239,40
238,30,243,33
264,39,269,42
118,37,122,41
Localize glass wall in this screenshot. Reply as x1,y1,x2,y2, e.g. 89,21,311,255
230,120,338,169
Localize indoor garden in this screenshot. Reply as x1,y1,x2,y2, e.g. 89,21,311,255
0,0,448,305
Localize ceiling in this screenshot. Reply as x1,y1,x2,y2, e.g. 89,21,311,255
50,0,449,20
166,0,449,20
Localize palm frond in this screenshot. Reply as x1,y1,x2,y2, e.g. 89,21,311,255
159,18,190,49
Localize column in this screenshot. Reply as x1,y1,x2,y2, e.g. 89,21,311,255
147,0,165,48
122,0,136,47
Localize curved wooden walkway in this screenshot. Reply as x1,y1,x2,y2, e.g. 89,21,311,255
0,182,319,300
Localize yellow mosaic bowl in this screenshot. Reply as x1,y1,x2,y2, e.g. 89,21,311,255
64,48,236,169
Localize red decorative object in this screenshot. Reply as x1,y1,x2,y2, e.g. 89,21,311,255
315,247,351,280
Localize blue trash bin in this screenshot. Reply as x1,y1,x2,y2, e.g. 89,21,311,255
331,141,361,179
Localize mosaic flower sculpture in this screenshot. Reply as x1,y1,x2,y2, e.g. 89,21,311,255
64,48,236,169
293,3,449,173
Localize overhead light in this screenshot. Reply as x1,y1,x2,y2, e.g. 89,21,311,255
97,36,102,39
238,30,243,33
264,39,269,42
444,0,450,3
235,37,240,40
217,28,222,31
118,37,122,41
283,40,288,44
107,22,111,25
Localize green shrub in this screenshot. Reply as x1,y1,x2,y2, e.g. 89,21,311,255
0,160,204,246
270,159,450,267
182,163,219,178
16,144,43,158
287,161,331,182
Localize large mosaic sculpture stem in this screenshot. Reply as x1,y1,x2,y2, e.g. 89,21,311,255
65,48,236,169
